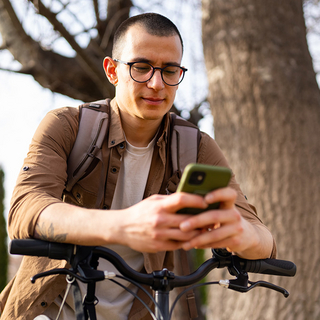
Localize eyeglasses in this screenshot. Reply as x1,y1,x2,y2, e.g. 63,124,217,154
114,59,187,86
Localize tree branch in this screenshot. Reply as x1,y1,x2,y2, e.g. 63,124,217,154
0,0,40,70
93,0,101,27
0,67,22,73
101,6,131,50
0,0,137,101
29,0,108,94
101,0,132,51
0,0,114,101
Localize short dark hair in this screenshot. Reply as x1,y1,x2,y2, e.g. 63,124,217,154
112,13,184,58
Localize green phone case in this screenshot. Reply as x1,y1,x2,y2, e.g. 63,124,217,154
176,163,232,214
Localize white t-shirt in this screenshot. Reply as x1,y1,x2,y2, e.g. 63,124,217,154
41,136,156,320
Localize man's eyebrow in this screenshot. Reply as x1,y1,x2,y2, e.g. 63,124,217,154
131,57,181,66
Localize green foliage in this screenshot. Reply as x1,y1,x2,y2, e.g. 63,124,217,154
0,167,8,291
191,249,208,311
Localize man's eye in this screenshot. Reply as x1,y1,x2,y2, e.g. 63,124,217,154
132,64,151,73
164,70,177,75
163,67,179,76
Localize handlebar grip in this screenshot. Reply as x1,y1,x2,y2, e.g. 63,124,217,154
10,239,75,263
242,258,296,277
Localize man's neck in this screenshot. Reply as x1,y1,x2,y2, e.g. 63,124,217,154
120,113,162,147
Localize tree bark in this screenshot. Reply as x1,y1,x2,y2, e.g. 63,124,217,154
202,0,320,319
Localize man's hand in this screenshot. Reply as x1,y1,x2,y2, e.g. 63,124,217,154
112,193,208,253
178,187,273,259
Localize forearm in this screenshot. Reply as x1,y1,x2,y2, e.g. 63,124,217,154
33,203,118,246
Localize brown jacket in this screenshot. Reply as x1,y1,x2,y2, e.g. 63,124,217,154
0,99,276,320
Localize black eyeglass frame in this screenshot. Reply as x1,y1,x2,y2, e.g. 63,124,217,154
113,59,188,86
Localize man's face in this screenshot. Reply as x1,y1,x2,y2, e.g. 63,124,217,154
113,25,183,122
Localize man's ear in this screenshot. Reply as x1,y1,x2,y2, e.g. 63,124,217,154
103,57,118,85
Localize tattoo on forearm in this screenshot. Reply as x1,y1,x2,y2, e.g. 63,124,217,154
34,222,68,242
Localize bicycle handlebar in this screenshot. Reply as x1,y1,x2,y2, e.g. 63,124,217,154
9,239,296,320
239,258,296,276
10,238,75,262
10,239,296,285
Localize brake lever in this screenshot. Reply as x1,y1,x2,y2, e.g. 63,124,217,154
31,267,106,284
219,278,289,297
31,268,82,283
248,280,289,297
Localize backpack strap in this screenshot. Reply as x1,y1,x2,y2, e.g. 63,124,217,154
161,113,201,195
177,249,199,319
169,113,200,320
66,99,110,192
170,113,200,175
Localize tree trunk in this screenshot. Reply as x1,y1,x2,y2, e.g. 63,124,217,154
202,0,320,319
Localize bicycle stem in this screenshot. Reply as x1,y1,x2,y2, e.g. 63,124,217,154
155,291,169,320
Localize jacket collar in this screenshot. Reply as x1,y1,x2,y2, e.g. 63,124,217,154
108,99,126,148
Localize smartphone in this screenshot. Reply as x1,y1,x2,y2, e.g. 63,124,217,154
176,163,232,214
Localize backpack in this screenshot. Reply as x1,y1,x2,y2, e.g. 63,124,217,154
65,99,200,319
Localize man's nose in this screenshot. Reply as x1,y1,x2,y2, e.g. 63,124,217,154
147,69,165,90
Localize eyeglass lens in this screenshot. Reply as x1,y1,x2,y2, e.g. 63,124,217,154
130,62,184,86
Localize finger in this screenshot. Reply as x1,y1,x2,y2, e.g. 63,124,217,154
163,192,208,213
155,228,201,242
204,187,237,209
145,218,201,240
149,211,191,229
194,237,242,251
182,224,241,251
180,208,241,232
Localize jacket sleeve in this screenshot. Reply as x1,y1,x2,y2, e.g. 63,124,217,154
8,107,79,240
197,132,276,258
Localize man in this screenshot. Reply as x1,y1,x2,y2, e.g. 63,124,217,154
0,13,275,320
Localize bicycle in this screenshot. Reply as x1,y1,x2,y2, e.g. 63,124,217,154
10,239,296,320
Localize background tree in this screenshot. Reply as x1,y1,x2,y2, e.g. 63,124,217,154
202,0,320,319
0,167,8,291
